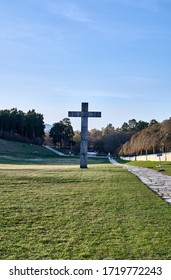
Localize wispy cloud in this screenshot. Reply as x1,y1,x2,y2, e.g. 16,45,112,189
51,73,170,103
108,0,169,13
46,0,92,23
0,14,66,54
53,87,145,99
120,76,159,83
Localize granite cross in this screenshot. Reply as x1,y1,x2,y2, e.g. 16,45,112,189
68,102,101,168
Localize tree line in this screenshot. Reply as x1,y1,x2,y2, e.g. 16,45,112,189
119,118,171,156
46,118,167,156
0,108,45,144
71,125,132,155
70,120,163,156
46,121,133,154
1,107,170,157
120,118,158,132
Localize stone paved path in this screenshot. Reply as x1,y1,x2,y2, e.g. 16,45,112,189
109,158,171,205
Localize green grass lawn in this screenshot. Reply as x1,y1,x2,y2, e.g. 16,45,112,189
1,163,171,260
0,139,108,165
118,158,171,176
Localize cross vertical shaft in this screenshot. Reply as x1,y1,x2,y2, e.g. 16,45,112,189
68,102,101,168
80,103,88,168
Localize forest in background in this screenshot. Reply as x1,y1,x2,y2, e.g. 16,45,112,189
1,108,171,156
0,108,45,145
119,119,171,156
46,117,171,156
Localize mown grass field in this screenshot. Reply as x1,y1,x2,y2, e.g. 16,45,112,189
118,159,171,176
0,139,107,165
1,160,171,259
1,139,171,259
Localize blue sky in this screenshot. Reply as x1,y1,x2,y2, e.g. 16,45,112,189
0,0,171,130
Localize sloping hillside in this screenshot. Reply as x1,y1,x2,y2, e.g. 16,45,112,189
0,139,58,164
0,139,55,155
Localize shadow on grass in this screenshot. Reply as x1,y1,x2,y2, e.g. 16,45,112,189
0,155,109,166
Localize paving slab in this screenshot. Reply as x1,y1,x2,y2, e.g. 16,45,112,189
109,159,171,205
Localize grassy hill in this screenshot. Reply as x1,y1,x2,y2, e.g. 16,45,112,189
0,139,108,165
0,139,59,164
0,139,54,155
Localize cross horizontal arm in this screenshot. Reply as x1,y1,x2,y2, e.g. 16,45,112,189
88,112,101,118
68,111,82,117
68,111,101,118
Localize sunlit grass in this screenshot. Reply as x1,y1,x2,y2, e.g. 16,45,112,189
118,159,171,176
0,139,109,165
1,163,171,260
